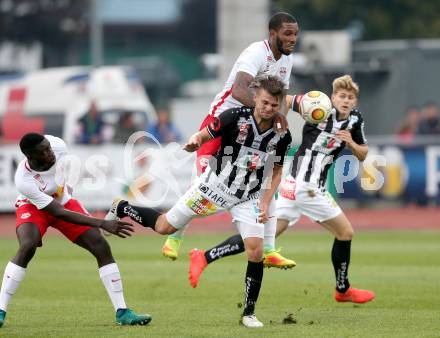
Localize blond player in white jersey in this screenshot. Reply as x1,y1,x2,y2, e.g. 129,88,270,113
162,12,299,268
0,133,151,328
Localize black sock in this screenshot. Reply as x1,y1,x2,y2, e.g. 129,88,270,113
204,234,245,264
243,261,264,316
332,238,351,292
117,201,161,230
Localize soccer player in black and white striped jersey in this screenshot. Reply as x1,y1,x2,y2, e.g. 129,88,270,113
189,75,375,304
105,76,293,327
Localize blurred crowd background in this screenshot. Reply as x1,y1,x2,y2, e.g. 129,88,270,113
0,0,440,211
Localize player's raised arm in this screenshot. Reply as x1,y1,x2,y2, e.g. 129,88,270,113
231,71,256,107
283,95,294,115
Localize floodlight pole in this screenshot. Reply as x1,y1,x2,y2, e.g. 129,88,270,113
90,0,103,67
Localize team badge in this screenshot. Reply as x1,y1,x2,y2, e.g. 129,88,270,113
279,67,287,77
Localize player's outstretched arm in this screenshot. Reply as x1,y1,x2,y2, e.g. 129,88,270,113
183,128,213,152
42,200,134,238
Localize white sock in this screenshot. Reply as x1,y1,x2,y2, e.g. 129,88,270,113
0,262,26,312
263,200,277,251
99,263,127,311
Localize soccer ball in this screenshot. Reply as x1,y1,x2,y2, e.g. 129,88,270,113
299,90,332,124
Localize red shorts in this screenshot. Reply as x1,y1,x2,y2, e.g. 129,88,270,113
16,199,93,242
196,114,222,174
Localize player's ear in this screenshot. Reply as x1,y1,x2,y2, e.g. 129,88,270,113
253,91,258,103
269,29,276,41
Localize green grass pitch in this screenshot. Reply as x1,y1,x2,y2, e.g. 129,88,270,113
0,230,439,337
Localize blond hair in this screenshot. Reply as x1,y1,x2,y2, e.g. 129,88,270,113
332,75,359,96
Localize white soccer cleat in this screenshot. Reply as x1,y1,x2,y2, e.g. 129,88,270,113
105,198,124,221
241,314,263,328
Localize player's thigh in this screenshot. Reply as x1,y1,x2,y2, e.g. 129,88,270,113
319,211,354,239
165,182,224,229
295,189,342,223
275,194,301,227
16,203,49,246
231,199,265,240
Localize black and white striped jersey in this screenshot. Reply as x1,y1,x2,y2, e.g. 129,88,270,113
291,108,367,188
205,107,292,199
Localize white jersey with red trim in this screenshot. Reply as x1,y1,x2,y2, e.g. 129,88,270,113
15,135,72,210
209,40,294,117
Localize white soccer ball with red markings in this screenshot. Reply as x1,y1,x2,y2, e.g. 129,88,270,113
299,90,332,124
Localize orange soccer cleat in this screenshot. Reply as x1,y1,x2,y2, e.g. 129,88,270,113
335,286,375,304
188,249,208,288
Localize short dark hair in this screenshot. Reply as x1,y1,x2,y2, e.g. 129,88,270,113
269,12,297,31
19,133,45,155
255,76,285,99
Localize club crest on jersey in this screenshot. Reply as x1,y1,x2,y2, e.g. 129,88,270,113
279,67,287,77
33,174,48,191
245,151,260,171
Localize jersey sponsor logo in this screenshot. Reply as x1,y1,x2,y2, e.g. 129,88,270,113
236,118,250,144
21,212,31,219
186,190,218,216
198,183,229,208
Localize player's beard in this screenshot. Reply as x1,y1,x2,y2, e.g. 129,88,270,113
276,36,291,56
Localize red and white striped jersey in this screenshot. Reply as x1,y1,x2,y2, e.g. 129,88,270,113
209,40,294,117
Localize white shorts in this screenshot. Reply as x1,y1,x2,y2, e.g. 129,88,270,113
165,175,275,239
274,175,301,227
233,198,276,239
294,184,342,223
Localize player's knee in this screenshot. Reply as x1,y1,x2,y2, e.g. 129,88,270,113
337,228,354,240
154,216,177,235
93,236,112,255
246,246,264,262
18,238,39,255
